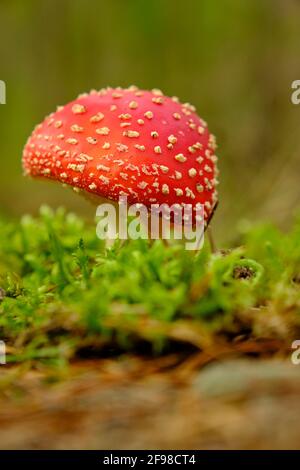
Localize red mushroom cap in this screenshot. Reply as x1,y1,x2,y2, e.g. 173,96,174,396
23,86,219,225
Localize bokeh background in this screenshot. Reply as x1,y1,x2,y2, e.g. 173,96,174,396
0,0,299,243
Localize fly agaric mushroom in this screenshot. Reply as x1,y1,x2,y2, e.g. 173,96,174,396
23,86,219,228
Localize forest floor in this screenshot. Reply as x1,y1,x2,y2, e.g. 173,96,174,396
1,354,300,449
0,208,300,449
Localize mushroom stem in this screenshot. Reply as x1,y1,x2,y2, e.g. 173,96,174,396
207,226,217,253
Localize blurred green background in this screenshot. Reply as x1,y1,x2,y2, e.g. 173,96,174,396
0,0,299,243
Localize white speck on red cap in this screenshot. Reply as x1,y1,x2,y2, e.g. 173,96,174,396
72,104,86,114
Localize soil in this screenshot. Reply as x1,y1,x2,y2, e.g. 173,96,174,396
0,350,300,450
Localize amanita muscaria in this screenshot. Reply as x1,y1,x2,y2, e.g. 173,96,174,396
23,86,219,229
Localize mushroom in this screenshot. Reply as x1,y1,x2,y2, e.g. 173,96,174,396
23,86,219,243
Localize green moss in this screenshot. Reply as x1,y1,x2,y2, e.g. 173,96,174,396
0,207,299,366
